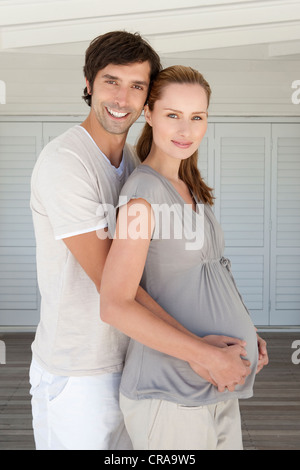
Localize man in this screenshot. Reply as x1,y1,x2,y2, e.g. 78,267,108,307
29,31,161,450
29,31,268,451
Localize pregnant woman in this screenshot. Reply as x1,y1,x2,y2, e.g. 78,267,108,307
101,65,267,450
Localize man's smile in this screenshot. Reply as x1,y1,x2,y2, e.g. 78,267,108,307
106,107,130,119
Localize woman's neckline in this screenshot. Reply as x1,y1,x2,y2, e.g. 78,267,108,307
139,163,199,213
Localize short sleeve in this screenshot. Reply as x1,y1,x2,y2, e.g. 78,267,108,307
112,170,160,239
31,149,108,240
117,169,159,207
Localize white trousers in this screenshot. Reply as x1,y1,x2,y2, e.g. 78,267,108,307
120,393,243,450
29,358,132,450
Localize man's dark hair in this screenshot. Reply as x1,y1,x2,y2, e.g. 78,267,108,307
82,31,162,106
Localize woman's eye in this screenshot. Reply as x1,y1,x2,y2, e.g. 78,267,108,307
193,116,202,121
168,114,178,119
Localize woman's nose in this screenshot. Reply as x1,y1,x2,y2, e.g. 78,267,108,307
177,121,191,137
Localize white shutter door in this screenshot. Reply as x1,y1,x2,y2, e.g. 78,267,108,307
214,123,271,325
127,118,145,146
198,122,214,190
0,122,42,326
43,121,81,144
270,124,300,326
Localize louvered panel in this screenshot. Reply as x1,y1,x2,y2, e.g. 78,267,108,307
215,123,271,326
276,256,300,310
277,137,300,249
0,122,42,325
198,123,215,191
270,124,300,326
198,136,209,182
229,254,264,311
220,136,265,248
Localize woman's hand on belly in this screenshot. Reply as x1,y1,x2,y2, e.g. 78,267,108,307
206,343,252,393
188,361,218,386
202,334,247,350
190,335,251,391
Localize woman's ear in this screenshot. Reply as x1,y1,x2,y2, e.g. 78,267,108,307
144,104,152,127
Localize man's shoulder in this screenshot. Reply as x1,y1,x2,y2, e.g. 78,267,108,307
36,125,95,170
32,126,94,186
41,125,87,156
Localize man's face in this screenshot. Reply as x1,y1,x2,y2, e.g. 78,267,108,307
87,62,151,136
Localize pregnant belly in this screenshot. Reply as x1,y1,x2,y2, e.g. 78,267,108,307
154,264,259,369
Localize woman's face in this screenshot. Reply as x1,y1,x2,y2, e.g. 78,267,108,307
145,83,208,162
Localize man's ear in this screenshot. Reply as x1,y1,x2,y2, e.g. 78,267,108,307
85,78,92,95
144,105,152,127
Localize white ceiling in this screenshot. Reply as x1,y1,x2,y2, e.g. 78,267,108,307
0,0,300,61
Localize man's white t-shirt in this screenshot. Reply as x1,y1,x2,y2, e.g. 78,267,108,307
30,125,138,376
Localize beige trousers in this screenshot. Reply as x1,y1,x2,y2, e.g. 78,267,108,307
120,394,243,450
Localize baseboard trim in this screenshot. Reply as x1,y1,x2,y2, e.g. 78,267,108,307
0,326,36,333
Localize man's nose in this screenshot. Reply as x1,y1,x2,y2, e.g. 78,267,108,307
114,87,129,108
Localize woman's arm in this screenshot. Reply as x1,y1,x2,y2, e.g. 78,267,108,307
100,198,251,392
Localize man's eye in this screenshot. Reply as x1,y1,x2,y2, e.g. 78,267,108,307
133,85,143,90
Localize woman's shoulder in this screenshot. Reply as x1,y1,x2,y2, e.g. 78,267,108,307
121,164,166,199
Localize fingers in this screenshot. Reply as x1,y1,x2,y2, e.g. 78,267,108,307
226,384,238,392
256,335,269,374
258,336,268,355
218,377,246,393
242,359,251,372
256,355,269,374
217,357,251,392
229,343,248,359
220,336,247,348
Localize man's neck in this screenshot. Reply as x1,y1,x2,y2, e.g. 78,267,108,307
81,114,126,168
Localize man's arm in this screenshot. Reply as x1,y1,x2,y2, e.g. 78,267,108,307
63,228,111,293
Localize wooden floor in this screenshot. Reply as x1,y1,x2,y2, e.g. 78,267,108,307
0,332,300,450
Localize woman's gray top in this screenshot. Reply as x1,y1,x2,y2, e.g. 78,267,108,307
118,164,258,406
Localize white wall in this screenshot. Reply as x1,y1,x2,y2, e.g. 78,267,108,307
0,45,300,116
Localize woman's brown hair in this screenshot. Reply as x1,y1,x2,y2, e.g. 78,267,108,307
136,65,214,205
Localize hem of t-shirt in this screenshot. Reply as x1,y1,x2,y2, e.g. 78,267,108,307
54,220,108,240
31,352,124,377
119,387,254,407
